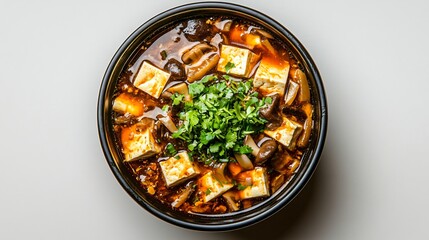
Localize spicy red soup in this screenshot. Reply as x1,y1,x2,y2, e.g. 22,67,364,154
111,17,313,214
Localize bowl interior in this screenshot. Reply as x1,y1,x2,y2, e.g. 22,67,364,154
98,2,327,231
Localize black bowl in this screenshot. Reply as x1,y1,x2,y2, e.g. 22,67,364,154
98,1,327,231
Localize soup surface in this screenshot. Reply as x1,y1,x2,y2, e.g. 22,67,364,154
111,16,313,214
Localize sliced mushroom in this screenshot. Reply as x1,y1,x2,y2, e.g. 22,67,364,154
260,94,280,120
220,33,230,45
253,29,274,39
284,80,299,106
281,106,307,122
266,118,282,131
222,191,239,211
214,19,232,32
234,153,254,170
167,82,188,95
271,151,294,174
167,83,191,102
291,69,310,103
171,181,194,208
182,19,212,42
270,174,285,193
260,38,276,56
260,93,283,130
158,115,178,133
297,103,313,148
213,162,229,183
187,53,220,82
255,140,278,164
181,43,216,64
160,91,173,99
287,159,300,174
164,59,186,81
244,135,260,156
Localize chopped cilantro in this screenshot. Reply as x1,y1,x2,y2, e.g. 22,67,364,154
236,183,248,191
162,105,169,112
188,82,205,96
205,188,212,195
171,93,184,106
265,97,272,105
225,62,236,73
165,143,177,156
171,75,269,164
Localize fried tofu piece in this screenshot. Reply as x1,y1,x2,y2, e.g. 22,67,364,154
159,151,199,188
112,93,144,116
217,45,259,77
133,61,170,99
264,116,303,151
237,167,270,200
198,171,234,203
120,118,161,161
254,57,290,96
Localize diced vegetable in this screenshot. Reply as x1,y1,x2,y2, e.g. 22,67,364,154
234,153,253,170
167,83,191,102
228,162,244,177
244,135,260,156
284,80,299,106
291,69,310,103
171,182,194,208
213,163,229,183
222,191,239,211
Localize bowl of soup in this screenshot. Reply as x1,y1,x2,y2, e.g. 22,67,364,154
98,2,327,231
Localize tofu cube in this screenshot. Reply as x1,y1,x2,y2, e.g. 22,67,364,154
254,57,290,96
217,45,260,77
264,116,303,150
198,171,234,203
120,118,161,161
112,93,144,116
238,167,270,200
159,151,199,188
133,61,170,99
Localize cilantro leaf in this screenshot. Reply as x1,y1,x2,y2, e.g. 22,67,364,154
236,183,248,190
225,62,236,73
165,143,177,156
171,93,184,106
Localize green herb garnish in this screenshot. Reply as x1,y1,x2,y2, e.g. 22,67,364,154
162,105,169,112
165,143,177,156
236,183,248,191
205,188,212,195
225,62,236,73
171,93,184,106
171,75,269,164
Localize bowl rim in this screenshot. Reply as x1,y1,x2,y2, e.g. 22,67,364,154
97,1,328,231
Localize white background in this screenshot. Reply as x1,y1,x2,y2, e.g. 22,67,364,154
1,0,428,239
